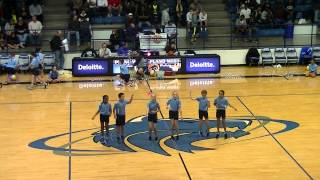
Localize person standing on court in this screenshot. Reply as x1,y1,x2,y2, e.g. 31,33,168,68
50,31,65,70
113,93,134,143
147,93,161,141
214,90,237,139
92,95,112,145
167,91,182,140
190,90,210,137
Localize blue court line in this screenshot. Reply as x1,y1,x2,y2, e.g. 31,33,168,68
236,96,314,180
69,102,72,180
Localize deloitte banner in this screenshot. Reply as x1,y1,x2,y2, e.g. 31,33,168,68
72,58,109,76
185,56,220,73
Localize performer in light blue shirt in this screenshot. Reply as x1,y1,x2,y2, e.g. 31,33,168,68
166,91,182,140
190,90,210,137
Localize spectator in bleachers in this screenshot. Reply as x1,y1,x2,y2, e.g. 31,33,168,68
161,7,170,27
273,4,286,25
188,8,199,42
18,7,30,23
29,1,43,23
260,5,273,26
150,0,160,24
99,42,112,57
0,34,6,50
50,31,65,70
239,4,251,20
137,1,151,30
190,0,201,12
176,0,184,25
199,8,207,31
236,15,247,39
247,14,258,42
67,15,81,46
117,42,129,56
165,42,178,56
108,0,122,16
126,13,135,27
126,23,138,48
109,29,120,51
28,16,42,46
7,32,22,49
72,0,83,11
4,20,15,37
15,17,28,48
165,21,177,43
286,0,294,22
79,10,90,22
123,0,138,16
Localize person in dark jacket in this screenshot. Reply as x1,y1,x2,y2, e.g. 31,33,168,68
67,15,80,46
50,31,65,70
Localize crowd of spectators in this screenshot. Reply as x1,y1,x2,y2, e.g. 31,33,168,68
234,0,314,39
0,0,44,50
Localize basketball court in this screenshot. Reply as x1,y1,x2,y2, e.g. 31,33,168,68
0,66,319,180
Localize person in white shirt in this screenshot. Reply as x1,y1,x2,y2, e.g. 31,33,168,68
4,20,15,36
28,16,43,46
199,8,207,31
186,9,193,28
99,42,112,58
29,2,43,23
161,7,170,26
165,21,177,43
240,5,251,20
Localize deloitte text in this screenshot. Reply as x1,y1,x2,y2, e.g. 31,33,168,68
189,62,214,68
78,64,104,70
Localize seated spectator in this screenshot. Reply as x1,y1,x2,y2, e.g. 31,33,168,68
161,7,170,27
273,5,286,25
165,42,178,56
0,34,6,50
29,1,43,23
236,15,247,38
15,17,28,48
7,32,22,49
72,0,83,11
137,1,152,30
306,59,318,78
189,8,199,42
199,8,207,31
190,0,201,12
186,9,193,28
108,0,122,16
123,0,137,16
126,13,135,27
18,7,30,23
99,42,112,57
28,16,43,46
260,5,273,26
117,42,129,56
48,65,62,83
109,29,120,51
79,10,90,22
4,20,15,37
67,15,81,46
240,5,251,20
165,21,177,43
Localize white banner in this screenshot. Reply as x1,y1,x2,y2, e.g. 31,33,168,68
139,33,167,50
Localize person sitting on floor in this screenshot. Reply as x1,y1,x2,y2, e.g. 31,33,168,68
306,59,318,78
48,65,62,83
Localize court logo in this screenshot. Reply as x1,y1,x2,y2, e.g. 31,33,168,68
29,116,299,156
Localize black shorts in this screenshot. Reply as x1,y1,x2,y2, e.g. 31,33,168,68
216,109,226,119
199,110,208,119
100,114,110,123
148,113,158,123
116,115,125,126
120,74,130,83
169,111,179,120
32,68,41,76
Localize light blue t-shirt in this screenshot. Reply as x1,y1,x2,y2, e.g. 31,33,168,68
167,98,181,112
120,64,129,74
5,57,17,68
99,102,112,115
114,100,129,115
214,97,229,110
196,97,209,111
30,57,40,69
36,52,44,62
309,64,318,73
148,100,160,114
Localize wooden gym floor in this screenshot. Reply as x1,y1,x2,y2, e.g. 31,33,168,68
0,66,319,180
